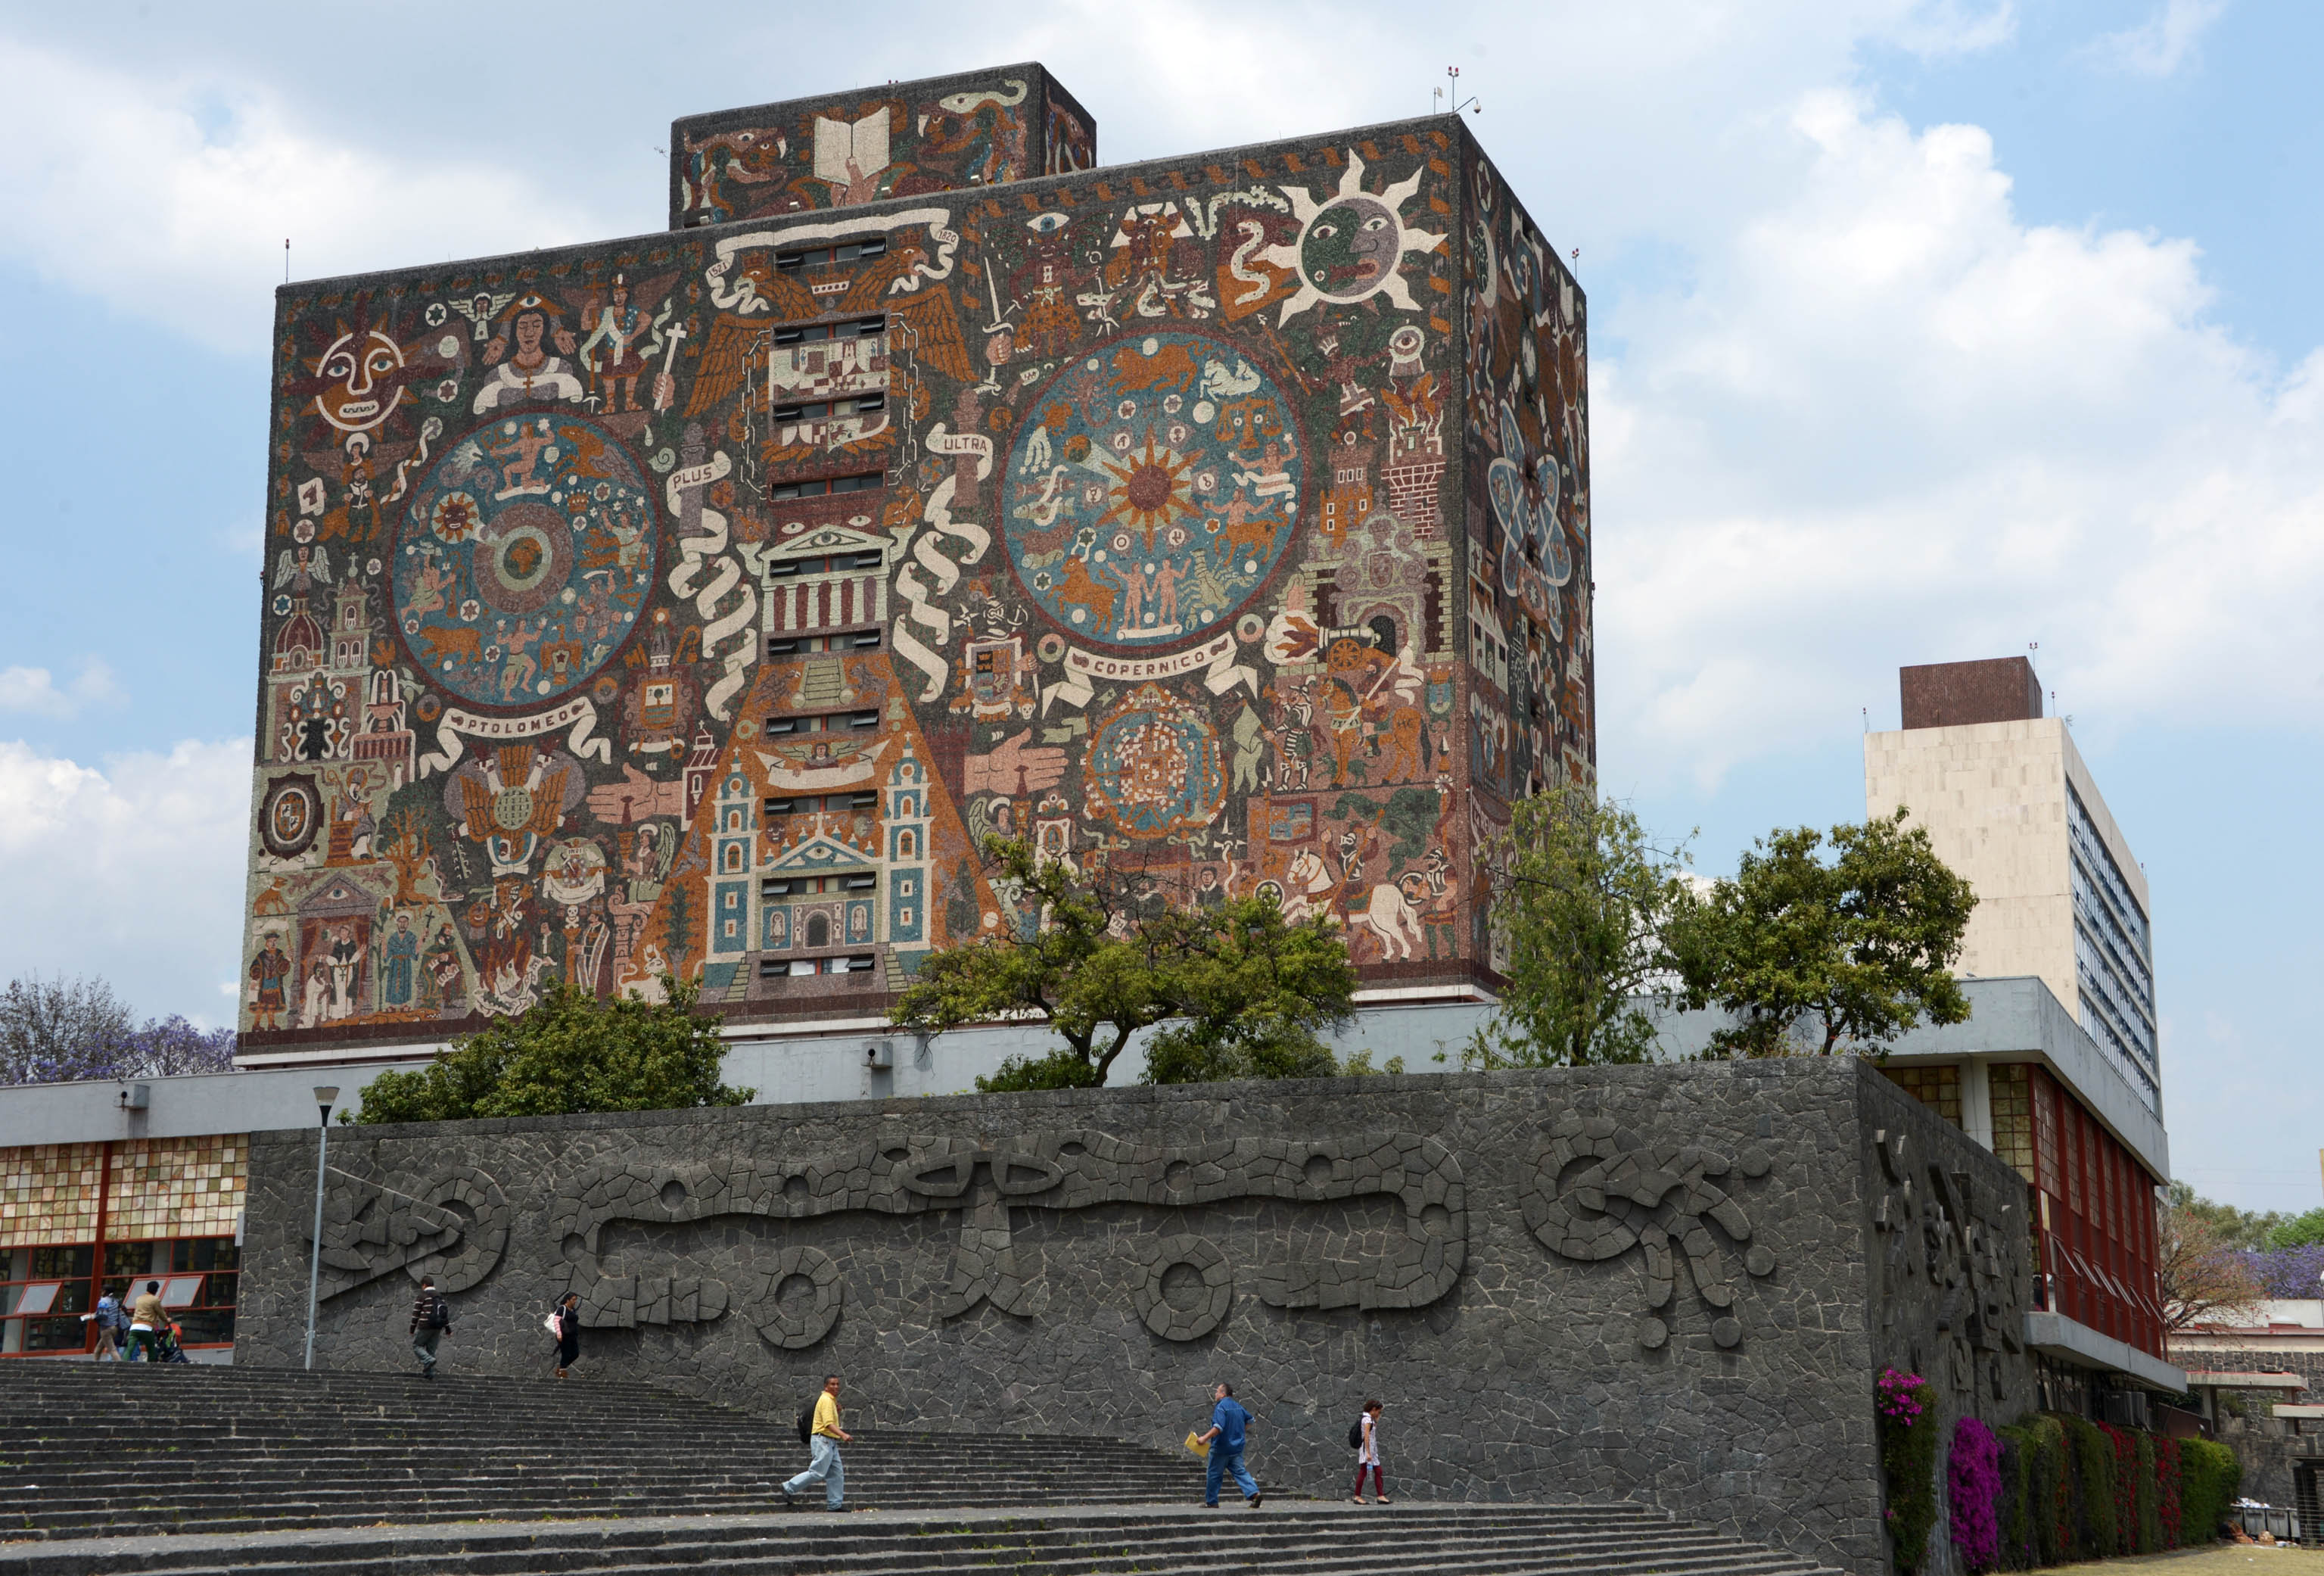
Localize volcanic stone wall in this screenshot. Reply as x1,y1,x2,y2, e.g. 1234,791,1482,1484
237,1060,2036,1572
238,79,1592,1057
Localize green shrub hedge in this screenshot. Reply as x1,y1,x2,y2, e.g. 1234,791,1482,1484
1884,1391,2240,1572
2179,1437,2242,1548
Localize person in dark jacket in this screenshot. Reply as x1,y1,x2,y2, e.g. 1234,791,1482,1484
409,1275,452,1378
549,1291,581,1378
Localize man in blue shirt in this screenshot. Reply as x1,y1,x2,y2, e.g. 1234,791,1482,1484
1198,1381,1262,1508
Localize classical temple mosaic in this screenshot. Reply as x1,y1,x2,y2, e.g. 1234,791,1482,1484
239,64,1594,1054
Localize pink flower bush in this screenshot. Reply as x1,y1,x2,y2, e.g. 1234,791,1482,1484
1949,1416,2002,1571
1878,1367,1928,1423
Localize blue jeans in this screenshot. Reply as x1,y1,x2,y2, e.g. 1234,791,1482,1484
785,1434,845,1508
1206,1445,1258,1503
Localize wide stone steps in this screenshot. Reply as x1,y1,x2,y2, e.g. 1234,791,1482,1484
0,1506,1843,1576
0,1366,1842,1575
0,1363,1190,1538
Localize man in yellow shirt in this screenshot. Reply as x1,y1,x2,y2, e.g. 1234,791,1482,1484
781,1375,853,1512
126,1282,168,1363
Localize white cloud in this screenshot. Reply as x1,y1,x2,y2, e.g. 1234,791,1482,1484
0,36,607,354
0,737,250,1023
1887,0,2018,58
1595,89,2324,790
0,660,124,718
2081,0,2229,78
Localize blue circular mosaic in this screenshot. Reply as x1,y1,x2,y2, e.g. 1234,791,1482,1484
394,414,656,709
1084,684,1226,841
1003,332,1303,649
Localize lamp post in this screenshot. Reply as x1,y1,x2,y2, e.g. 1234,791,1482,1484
303,1085,339,1371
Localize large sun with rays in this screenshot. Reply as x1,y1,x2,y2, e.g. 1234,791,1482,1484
1096,430,1196,547
1264,151,1447,325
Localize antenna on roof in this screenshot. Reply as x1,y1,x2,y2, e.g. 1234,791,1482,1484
284,238,290,284
1443,67,1480,117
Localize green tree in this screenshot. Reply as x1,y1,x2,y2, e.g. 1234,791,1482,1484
1666,808,1976,1057
1464,788,1694,1069
890,839,1357,1091
354,977,752,1123
2266,1207,2324,1251
2165,1179,2289,1251
2160,1182,2265,1332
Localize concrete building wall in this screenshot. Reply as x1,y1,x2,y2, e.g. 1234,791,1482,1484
1865,716,2158,1110
233,1059,2039,1574
235,86,1593,1064
1866,718,2079,1011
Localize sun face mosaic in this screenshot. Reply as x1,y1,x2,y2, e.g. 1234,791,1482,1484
238,64,1592,1057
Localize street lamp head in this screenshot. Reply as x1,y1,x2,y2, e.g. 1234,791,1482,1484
313,1084,340,1108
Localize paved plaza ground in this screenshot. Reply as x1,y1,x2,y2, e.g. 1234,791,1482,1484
2036,1548,2324,1573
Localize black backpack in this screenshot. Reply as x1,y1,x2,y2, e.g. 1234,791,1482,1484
796,1400,815,1444
1347,1416,1365,1450
425,1294,451,1330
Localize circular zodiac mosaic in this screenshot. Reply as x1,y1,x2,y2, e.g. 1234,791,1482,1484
1084,683,1225,841
393,414,656,709
1003,332,1303,649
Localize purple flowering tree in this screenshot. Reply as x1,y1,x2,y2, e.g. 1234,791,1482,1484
2245,1245,2324,1300
1,974,238,1085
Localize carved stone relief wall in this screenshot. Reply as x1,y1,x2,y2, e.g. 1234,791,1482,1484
237,1061,2032,1575
1862,1076,2041,1430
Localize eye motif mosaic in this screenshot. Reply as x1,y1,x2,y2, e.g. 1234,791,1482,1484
243,67,1592,1052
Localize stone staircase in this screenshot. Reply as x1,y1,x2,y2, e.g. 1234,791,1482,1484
0,1364,1843,1575
0,1363,1187,1537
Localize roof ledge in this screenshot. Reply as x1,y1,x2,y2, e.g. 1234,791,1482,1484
2026,1311,2188,1392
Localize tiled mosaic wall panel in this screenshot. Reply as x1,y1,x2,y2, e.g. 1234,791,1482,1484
0,1144,104,1247
0,1138,245,1246
239,95,1594,1056
671,65,1097,229
106,1138,248,1241
237,1061,2036,1574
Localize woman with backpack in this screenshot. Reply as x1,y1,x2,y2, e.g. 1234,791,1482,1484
1349,1399,1388,1504
547,1291,581,1378
81,1291,126,1361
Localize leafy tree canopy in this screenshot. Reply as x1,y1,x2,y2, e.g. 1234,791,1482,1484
2161,1182,2266,1332
1465,787,1694,1069
2165,1179,2290,1252
1666,808,1976,1057
355,976,752,1123
2265,1207,2324,1252
890,838,1357,1092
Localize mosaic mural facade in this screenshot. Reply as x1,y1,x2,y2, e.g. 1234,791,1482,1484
239,67,1594,1057
672,65,1097,229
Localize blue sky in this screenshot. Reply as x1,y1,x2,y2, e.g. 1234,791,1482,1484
0,0,2315,1213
